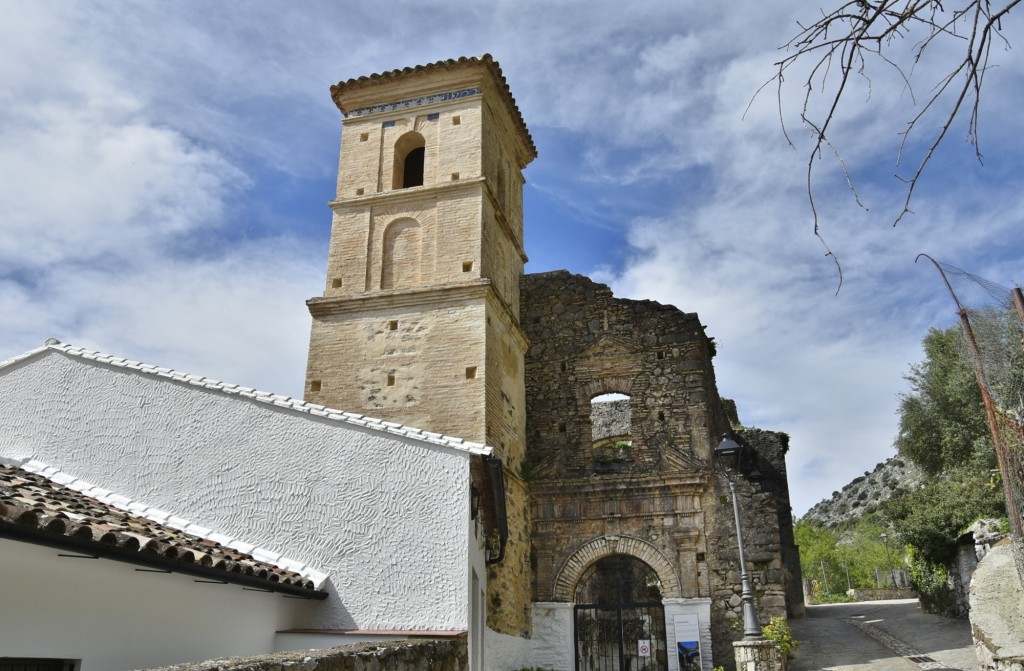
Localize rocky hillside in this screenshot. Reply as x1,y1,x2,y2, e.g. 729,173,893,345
801,456,926,527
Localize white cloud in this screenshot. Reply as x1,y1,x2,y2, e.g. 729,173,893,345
0,2,305,397
41,239,322,396
0,102,241,268
2,0,1022,518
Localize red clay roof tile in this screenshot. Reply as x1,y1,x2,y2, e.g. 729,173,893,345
0,462,326,598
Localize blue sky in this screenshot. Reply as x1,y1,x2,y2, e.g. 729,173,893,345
2,1,1022,516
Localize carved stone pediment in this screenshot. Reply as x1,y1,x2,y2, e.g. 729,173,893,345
578,336,637,360
574,338,642,397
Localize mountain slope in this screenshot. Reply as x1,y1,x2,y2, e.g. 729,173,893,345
801,457,926,527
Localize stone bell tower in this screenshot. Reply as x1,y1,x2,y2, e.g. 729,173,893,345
304,55,536,635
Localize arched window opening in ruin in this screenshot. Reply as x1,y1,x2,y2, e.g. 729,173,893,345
392,132,425,189
574,554,663,605
590,392,632,471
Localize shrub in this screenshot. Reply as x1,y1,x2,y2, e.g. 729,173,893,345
762,616,799,658
908,552,954,615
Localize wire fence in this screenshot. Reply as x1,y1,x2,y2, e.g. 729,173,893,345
919,256,1024,587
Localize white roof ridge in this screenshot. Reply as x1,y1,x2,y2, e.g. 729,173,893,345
6,456,329,588
0,343,52,370
4,339,492,458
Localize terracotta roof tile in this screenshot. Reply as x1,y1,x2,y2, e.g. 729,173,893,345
0,458,327,598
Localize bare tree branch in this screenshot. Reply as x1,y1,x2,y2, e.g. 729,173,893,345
758,0,1021,285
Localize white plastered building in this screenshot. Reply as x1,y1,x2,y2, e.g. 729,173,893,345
0,340,491,671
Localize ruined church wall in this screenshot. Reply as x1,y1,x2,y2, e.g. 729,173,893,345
521,270,730,480
739,428,805,619
519,272,797,671
520,271,730,607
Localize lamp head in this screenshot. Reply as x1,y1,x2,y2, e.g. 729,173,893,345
715,434,743,472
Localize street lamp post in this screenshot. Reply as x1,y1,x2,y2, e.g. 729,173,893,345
880,532,898,589
715,435,763,640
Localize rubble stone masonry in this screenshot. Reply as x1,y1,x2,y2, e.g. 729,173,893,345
142,639,467,671
520,271,800,669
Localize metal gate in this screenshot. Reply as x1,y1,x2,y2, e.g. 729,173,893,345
574,600,668,671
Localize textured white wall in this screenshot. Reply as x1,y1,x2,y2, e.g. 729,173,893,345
0,349,478,631
0,539,304,671
530,602,575,670
484,624,533,671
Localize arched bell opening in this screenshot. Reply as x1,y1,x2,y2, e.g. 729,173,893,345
392,132,425,189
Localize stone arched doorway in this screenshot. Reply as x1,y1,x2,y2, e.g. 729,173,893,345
554,535,682,602
573,554,669,671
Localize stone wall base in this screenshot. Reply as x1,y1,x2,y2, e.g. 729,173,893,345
484,624,533,670
733,639,785,671
970,541,1024,670
846,588,917,601
140,639,467,671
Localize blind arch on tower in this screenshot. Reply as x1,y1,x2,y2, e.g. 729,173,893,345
381,218,421,290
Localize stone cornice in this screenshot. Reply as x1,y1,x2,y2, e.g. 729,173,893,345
307,280,526,341
345,86,481,118
308,281,528,355
529,472,710,497
329,176,486,210
308,281,491,317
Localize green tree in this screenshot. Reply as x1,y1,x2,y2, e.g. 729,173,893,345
880,322,1010,610
794,521,845,598
881,465,1005,565
795,517,908,597
834,519,902,588
895,326,994,476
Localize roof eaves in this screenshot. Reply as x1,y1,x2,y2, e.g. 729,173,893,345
330,54,537,163
0,456,329,597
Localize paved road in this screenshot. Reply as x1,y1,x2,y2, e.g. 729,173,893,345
787,599,977,671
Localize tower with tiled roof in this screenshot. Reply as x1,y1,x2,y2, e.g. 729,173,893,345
304,55,535,637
